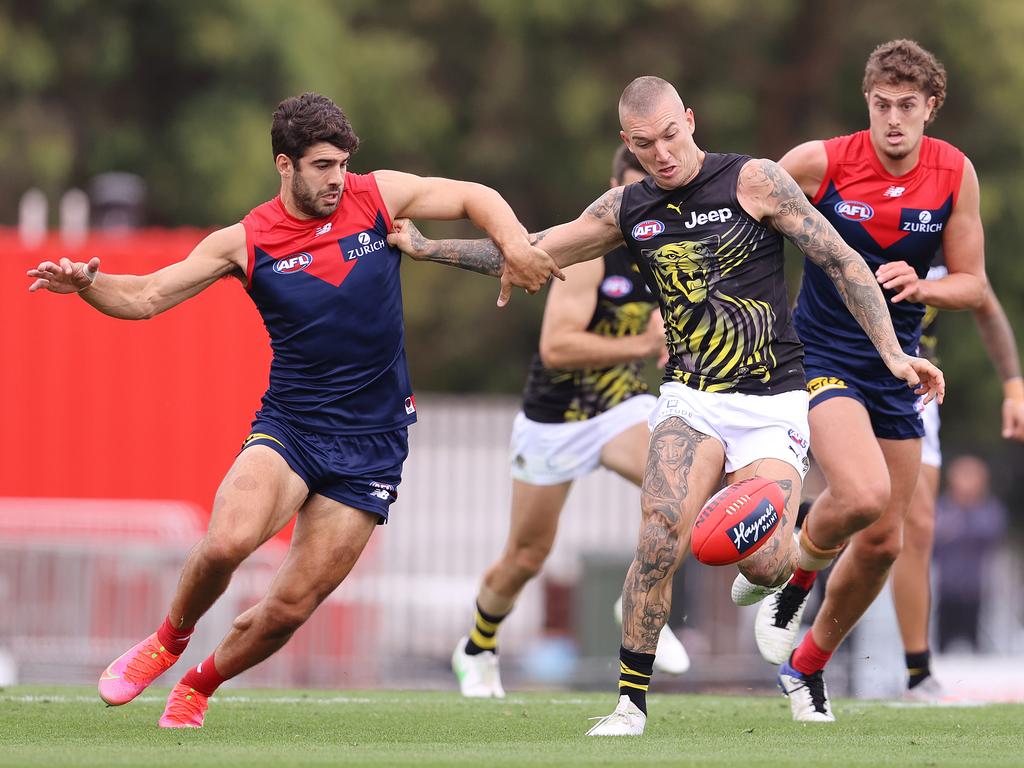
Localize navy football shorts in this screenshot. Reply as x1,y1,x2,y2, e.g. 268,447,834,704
241,408,408,523
804,353,924,440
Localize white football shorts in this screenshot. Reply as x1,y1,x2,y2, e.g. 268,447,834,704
920,397,941,468
649,381,810,478
509,394,657,485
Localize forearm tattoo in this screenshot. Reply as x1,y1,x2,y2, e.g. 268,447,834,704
421,236,504,277
415,228,552,278
622,418,709,651
748,159,903,366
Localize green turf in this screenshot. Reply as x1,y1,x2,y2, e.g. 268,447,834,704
1,686,1021,767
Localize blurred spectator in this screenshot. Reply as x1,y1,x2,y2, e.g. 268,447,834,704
933,455,1008,652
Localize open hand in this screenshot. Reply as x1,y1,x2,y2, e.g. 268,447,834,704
27,257,100,293
888,353,944,405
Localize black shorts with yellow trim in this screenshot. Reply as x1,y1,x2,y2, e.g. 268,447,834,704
804,354,924,440
242,407,408,523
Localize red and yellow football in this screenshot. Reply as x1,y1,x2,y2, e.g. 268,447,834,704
691,476,784,566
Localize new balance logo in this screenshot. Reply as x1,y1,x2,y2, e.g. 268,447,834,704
883,186,905,198
315,222,333,237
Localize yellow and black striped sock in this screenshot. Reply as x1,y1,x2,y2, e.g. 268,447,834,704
906,649,931,689
465,603,507,656
618,646,655,715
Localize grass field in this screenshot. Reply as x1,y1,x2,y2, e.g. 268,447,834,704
2,686,1022,767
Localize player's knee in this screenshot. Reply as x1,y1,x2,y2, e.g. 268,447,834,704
834,478,890,531
199,534,258,572
903,511,934,550
508,543,550,581
855,529,903,570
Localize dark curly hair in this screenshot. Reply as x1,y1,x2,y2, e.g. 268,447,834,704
862,40,947,126
271,92,359,163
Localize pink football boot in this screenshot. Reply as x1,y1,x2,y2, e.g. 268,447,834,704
158,682,209,728
98,633,180,706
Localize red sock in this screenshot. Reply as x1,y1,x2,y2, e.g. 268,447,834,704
156,615,194,656
180,652,226,696
789,568,817,591
791,632,833,676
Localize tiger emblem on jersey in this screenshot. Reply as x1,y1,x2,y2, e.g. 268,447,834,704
645,226,777,392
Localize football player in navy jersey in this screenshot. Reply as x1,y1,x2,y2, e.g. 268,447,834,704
27,92,562,728
390,75,942,736
752,40,992,722
444,146,692,701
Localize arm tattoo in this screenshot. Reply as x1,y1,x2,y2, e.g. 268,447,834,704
622,418,709,651
749,159,903,366
414,228,552,278
584,187,623,226
421,237,504,277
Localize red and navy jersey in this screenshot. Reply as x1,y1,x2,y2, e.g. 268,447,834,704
242,172,415,435
793,130,965,375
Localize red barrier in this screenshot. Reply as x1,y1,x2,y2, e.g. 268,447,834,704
1,229,272,519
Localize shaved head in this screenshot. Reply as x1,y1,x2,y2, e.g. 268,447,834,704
619,76,683,123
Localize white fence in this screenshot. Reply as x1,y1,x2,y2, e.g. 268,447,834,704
2,395,1021,698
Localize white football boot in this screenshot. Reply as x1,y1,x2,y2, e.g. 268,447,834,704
731,532,799,606
755,583,812,664
778,658,835,722
902,675,958,705
451,636,505,698
613,597,690,675
586,695,647,736
730,572,783,606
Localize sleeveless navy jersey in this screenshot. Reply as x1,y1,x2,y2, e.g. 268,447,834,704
242,172,415,434
521,246,658,423
619,153,805,395
794,131,965,376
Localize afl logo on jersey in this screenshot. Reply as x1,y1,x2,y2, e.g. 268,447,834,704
273,252,313,274
601,275,632,298
632,220,665,241
834,200,874,222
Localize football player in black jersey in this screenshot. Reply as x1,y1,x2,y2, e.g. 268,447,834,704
389,76,942,736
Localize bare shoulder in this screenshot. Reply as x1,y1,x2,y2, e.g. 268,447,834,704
956,155,980,203
736,158,806,221
584,186,625,225
192,222,248,274
778,140,827,196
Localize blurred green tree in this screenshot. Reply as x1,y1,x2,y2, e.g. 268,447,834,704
3,0,1023,486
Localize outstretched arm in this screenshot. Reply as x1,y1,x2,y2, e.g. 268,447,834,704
387,186,626,276
26,224,246,320
373,170,564,307
971,287,1024,440
741,157,944,402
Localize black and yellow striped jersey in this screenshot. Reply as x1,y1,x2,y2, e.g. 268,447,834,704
619,153,805,395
